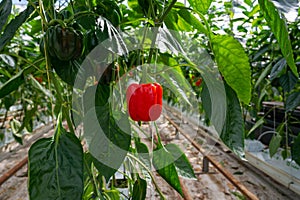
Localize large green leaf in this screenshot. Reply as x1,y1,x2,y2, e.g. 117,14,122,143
220,83,244,158
212,35,251,104
0,0,12,32
132,176,147,200
286,91,300,112
0,3,34,52
165,143,196,179
187,0,212,14
83,84,131,182
292,134,300,166
258,0,298,78
28,116,84,200
279,70,297,93
0,69,24,98
153,145,183,196
51,59,87,89
177,8,207,35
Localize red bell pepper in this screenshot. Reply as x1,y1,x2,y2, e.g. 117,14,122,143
126,83,163,121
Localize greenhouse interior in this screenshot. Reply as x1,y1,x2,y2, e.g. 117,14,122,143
1,0,300,199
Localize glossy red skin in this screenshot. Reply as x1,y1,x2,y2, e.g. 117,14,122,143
126,83,163,121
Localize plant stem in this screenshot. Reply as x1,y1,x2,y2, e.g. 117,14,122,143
147,0,177,64
84,158,100,197
154,122,164,148
127,153,166,200
51,72,75,134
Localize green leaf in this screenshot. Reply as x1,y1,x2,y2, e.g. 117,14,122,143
0,69,24,98
88,151,117,184
0,3,34,52
156,65,194,107
247,117,265,137
51,59,87,89
269,58,286,80
0,0,12,32
83,85,131,182
132,176,147,200
286,92,300,112
0,54,15,67
212,35,251,104
254,62,272,89
29,75,53,98
10,119,22,144
177,8,207,35
153,145,183,196
292,134,300,166
279,70,297,93
258,0,298,78
3,95,15,110
187,0,213,14
220,83,244,158
18,105,37,133
103,189,120,200
135,140,151,169
269,133,282,158
28,116,84,200
201,81,211,119
165,143,196,179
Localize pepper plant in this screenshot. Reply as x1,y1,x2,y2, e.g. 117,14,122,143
0,0,298,199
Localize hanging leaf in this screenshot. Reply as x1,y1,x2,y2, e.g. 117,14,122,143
156,65,194,107
135,140,151,169
292,134,300,166
134,139,151,181
201,81,212,120
29,75,53,98
247,117,265,137
0,69,24,98
269,57,286,81
152,145,183,196
279,70,298,93
187,0,213,14
83,84,131,182
177,8,208,35
132,176,147,200
286,91,300,112
258,0,298,77
51,59,87,89
18,105,37,134
211,35,251,104
10,119,23,144
254,62,272,89
97,16,128,56
0,0,12,32
269,133,282,158
0,54,15,67
28,115,84,200
0,3,34,52
165,143,196,179
220,83,244,158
